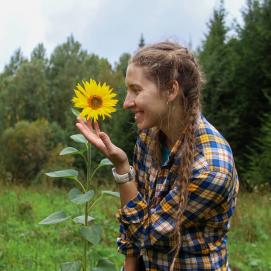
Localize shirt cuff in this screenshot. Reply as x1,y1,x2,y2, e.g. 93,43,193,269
118,192,148,224
117,234,140,256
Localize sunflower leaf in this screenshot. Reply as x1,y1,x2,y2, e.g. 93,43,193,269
101,191,120,198
98,158,113,167
39,211,70,225
92,259,117,271
80,224,102,245
71,108,80,118
45,169,78,180
69,190,94,205
72,215,95,225
70,134,88,144
59,147,80,156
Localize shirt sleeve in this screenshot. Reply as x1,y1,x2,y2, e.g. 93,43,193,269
117,184,181,252
117,168,238,253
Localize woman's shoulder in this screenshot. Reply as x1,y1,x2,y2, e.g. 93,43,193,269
195,115,235,176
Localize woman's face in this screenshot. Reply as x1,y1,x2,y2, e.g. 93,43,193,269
124,64,168,130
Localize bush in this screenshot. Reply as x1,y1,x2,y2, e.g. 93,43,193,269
35,143,74,187
0,119,66,185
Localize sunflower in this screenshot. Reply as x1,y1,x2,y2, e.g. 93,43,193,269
72,79,118,121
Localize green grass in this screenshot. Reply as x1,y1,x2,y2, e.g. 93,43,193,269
0,184,124,271
0,184,270,271
228,192,271,271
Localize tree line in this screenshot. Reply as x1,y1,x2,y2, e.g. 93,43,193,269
0,0,270,190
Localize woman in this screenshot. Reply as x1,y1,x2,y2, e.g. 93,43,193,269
76,42,239,271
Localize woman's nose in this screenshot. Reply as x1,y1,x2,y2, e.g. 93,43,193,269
123,92,135,109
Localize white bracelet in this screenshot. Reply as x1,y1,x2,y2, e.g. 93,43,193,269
112,166,135,184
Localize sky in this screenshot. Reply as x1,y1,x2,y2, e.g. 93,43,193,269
0,0,247,71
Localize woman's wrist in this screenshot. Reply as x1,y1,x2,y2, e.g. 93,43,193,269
114,159,130,174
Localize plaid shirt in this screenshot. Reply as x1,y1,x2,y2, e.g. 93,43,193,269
117,115,239,270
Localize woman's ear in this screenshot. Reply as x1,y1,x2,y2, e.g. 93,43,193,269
167,80,180,102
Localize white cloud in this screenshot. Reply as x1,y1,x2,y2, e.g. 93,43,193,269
0,0,246,70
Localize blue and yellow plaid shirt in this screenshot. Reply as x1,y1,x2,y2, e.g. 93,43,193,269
117,115,239,270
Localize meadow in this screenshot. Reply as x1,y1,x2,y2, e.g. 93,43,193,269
0,184,270,271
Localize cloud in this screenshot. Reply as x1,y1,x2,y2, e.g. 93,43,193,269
0,0,246,70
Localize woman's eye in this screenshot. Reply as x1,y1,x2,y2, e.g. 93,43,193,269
134,88,142,95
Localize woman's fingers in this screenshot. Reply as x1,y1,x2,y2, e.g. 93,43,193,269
76,119,109,155
98,132,114,153
75,122,89,139
94,121,100,134
76,120,98,144
77,117,89,130
86,119,94,132
75,117,127,164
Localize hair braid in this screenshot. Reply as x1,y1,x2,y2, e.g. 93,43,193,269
170,91,200,270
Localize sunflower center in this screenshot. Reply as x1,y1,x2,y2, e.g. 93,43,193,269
88,95,103,109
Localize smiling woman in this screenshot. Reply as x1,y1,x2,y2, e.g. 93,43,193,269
75,41,239,271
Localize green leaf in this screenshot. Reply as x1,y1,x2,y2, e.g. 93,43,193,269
45,169,78,180
98,158,113,167
92,258,117,271
71,108,81,118
60,261,81,271
39,211,70,225
70,190,94,205
70,134,88,144
102,191,120,198
60,147,80,156
72,215,95,225
80,224,102,245
68,188,82,200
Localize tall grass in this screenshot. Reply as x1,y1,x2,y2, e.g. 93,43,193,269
0,183,124,271
0,184,270,270
228,192,271,271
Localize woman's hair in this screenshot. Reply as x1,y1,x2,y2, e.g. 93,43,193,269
130,41,204,270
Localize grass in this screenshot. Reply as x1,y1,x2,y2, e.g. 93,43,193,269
0,183,270,271
0,183,124,271
228,192,271,271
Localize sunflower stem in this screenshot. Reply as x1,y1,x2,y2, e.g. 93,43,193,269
82,143,92,271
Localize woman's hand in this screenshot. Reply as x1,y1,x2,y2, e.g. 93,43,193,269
75,117,128,169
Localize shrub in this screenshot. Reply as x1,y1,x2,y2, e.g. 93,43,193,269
0,119,67,185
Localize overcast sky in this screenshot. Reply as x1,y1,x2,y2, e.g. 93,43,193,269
0,0,247,71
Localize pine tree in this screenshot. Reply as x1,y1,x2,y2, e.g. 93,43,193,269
138,33,145,48
198,1,232,135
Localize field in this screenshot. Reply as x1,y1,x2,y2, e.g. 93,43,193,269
0,184,270,271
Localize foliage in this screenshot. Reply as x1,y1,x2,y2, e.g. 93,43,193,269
0,119,65,184
198,0,271,187
244,111,271,189
0,59,49,129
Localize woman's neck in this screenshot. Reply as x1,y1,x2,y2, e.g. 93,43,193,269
160,107,186,149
